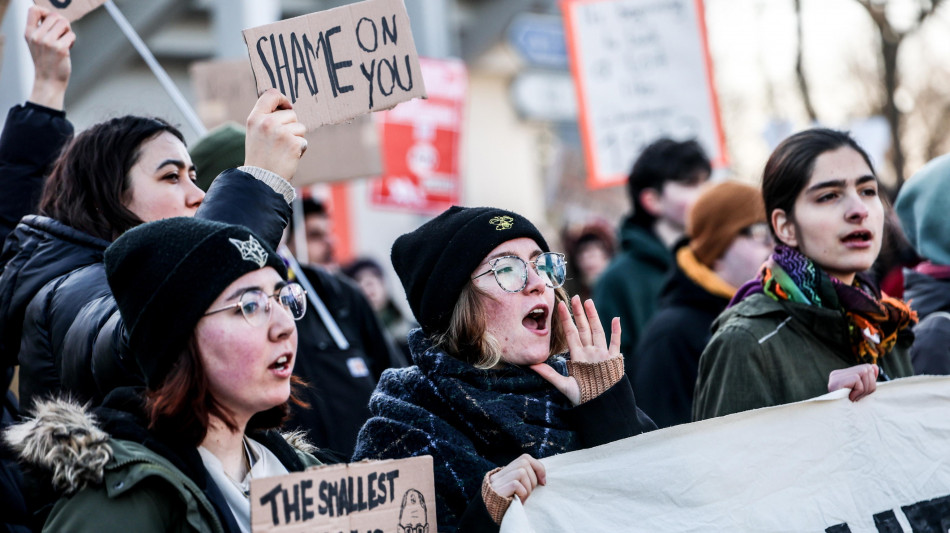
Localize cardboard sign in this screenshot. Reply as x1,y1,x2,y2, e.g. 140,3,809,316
190,58,382,185
242,0,427,131
33,0,106,22
501,376,950,532
563,0,727,188
250,456,436,533
369,57,466,213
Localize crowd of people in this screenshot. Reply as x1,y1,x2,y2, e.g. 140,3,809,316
1,5,948,533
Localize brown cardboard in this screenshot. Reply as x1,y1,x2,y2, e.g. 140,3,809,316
189,58,382,185
250,455,436,533
242,0,427,131
0,0,10,24
33,0,107,22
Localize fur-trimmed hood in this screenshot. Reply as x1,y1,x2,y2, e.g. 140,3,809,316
3,398,111,495
3,396,325,498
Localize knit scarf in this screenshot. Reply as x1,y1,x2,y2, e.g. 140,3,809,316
732,245,917,365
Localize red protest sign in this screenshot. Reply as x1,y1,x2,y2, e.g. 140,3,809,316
369,57,466,213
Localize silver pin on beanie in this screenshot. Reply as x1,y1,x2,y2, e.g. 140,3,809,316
105,217,286,388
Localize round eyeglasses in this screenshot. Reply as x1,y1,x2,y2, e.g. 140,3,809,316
203,282,307,326
472,252,567,293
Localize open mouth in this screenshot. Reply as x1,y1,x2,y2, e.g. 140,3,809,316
522,306,548,331
841,230,872,244
269,354,291,372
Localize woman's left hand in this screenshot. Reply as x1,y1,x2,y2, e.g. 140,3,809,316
828,364,879,402
531,295,622,405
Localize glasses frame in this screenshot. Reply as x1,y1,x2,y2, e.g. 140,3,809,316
203,282,307,326
472,252,567,293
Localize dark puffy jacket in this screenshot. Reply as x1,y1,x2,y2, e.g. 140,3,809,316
0,169,292,411
633,248,730,429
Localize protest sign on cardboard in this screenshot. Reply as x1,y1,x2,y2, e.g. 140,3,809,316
33,0,107,22
563,0,727,188
369,56,466,214
242,0,427,131
190,58,381,185
501,376,950,532
250,455,435,533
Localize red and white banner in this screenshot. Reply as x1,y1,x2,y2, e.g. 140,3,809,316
369,57,467,213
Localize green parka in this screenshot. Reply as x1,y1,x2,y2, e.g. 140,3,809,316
693,293,914,421
592,217,671,379
4,398,323,533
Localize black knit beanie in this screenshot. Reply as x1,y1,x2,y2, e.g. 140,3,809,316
105,217,286,388
391,206,549,336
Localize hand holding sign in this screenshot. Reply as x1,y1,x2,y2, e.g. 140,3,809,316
26,6,75,110
242,0,426,130
244,89,308,184
488,454,546,503
33,0,106,22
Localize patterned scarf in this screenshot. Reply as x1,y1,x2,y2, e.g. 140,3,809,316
732,245,917,365
353,329,577,530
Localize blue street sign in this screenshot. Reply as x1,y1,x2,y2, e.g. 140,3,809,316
507,14,569,70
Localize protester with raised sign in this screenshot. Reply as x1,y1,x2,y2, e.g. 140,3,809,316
0,88,307,415
353,206,656,531
5,217,337,533
693,129,916,420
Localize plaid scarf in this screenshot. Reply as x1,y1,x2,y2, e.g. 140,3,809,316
732,245,917,365
353,329,577,531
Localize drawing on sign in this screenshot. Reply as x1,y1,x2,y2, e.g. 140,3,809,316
243,0,427,130
563,0,727,189
397,489,429,533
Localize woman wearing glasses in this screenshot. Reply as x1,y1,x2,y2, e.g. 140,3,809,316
352,206,656,532
693,129,917,421
5,217,331,533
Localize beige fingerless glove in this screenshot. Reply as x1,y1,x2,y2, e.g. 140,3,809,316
481,467,513,525
566,355,625,404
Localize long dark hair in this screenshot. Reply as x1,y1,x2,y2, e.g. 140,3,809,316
39,116,185,242
762,128,876,241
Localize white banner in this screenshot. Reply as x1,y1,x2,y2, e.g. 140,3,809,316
501,376,950,532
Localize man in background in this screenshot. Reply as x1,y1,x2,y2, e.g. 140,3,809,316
593,138,711,379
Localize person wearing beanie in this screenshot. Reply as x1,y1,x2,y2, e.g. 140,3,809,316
190,121,246,192
633,181,772,428
694,129,915,422
896,152,950,374
191,118,405,456
353,205,656,532
5,217,338,533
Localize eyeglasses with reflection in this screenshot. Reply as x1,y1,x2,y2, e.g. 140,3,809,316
203,282,307,326
472,252,567,293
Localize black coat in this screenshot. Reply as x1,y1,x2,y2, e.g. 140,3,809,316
633,251,730,429
285,265,405,456
0,105,293,411
0,103,73,246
